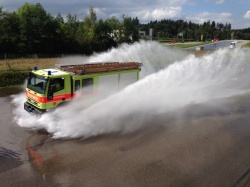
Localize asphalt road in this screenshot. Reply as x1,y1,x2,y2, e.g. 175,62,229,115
0,87,250,187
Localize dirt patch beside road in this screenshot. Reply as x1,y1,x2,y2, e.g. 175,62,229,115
237,40,250,47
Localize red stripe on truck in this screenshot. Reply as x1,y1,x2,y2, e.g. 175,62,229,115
26,90,72,103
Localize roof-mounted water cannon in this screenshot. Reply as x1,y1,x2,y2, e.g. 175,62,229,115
34,66,38,71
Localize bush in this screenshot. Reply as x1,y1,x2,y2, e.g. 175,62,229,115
0,71,29,87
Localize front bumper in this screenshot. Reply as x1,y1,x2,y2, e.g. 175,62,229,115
24,102,45,115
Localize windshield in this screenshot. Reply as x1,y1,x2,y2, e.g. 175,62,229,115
27,72,48,94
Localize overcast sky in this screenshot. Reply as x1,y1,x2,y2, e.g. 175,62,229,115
1,0,250,29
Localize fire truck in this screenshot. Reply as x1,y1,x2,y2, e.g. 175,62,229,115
24,62,142,115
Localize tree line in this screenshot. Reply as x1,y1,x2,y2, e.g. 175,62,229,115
0,3,139,55
0,3,249,55
142,19,250,42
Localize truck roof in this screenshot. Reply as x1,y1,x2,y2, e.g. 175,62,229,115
58,62,142,75
33,69,68,77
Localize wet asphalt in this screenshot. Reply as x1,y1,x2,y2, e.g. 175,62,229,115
0,86,250,187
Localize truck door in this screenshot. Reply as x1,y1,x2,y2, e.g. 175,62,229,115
47,77,66,106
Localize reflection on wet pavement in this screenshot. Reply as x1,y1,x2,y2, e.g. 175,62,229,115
1,86,250,186
0,147,23,173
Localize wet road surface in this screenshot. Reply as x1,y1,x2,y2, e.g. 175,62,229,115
0,87,250,187
188,40,248,50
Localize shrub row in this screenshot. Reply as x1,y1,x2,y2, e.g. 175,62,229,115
0,71,29,87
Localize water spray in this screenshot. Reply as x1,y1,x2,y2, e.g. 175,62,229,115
11,42,250,139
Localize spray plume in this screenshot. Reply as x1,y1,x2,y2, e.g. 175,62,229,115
11,41,250,139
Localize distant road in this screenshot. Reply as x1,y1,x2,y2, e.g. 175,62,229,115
188,40,249,50
164,40,250,50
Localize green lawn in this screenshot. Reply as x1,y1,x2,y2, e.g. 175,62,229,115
162,41,213,49
172,42,212,48
242,42,250,48
164,40,250,49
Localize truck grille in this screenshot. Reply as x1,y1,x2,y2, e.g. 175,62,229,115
27,97,39,107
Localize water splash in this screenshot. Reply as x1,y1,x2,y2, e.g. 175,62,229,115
11,41,250,139
89,41,188,77
57,41,188,78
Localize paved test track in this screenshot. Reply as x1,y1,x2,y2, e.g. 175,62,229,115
0,87,250,187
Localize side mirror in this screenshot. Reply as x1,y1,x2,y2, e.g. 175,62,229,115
48,85,55,100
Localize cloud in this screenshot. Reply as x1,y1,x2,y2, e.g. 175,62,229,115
136,7,182,22
243,10,250,19
204,0,224,5
186,11,232,24
215,0,224,4
158,0,188,6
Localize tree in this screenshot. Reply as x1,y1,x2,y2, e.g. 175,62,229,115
80,7,116,54
17,3,61,53
117,15,139,43
105,16,121,31
81,7,98,54
0,9,20,53
94,19,117,51
60,13,80,53
83,6,97,40
132,17,140,27
105,16,121,41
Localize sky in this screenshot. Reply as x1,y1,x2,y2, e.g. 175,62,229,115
1,0,250,29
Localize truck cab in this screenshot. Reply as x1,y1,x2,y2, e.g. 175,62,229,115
24,68,71,114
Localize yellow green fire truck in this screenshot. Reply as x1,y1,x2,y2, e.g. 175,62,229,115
24,62,142,115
